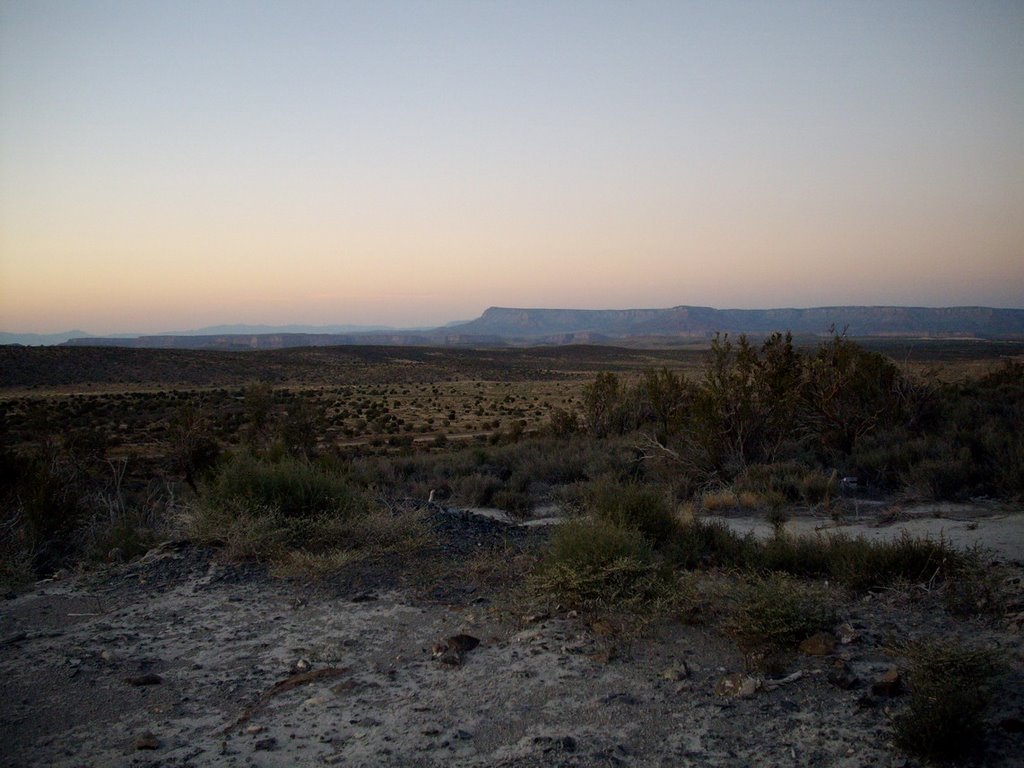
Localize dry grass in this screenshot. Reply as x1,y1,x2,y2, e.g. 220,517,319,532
701,489,739,511
892,639,1001,763
723,573,838,670
533,518,684,614
269,549,360,579
700,488,763,512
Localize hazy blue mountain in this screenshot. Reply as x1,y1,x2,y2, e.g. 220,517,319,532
63,331,506,350
162,323,395,335
50,304,1024,350
1,330,93,346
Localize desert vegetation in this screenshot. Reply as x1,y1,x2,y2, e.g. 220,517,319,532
2,335,1022,764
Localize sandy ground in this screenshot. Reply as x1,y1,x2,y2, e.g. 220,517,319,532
705,501,1024,564
2,506,1023,767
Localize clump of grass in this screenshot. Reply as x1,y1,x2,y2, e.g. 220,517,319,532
735,462,838,507
664,518,758,569
0,514,35,587
943,560,1006,616
187,499,292,561
893,639,1000,764
823,532,973,592
203,451,360,520
756,529,975,591
662,516,973,594
533,518,678,612
270,549,358,579
1,450,89,575
585,480,677,545
701,488,739,511
84,509,161,564
188,450,428,576
724,573,837,669
699,486,763,512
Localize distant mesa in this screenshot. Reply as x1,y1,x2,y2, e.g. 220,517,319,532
449,305,1024,340
0,330,94,346
9,305,1024,350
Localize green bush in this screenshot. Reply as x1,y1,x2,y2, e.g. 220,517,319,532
85,510,160,564
663,518,757,570
190,449,429,572
757,530,833,577
662,518,972,593
586,480,677,546
0,449,89,574
725,573,837,666
824,532,972,592
534,518,673,611
893,640,1000,764
203,451,359,520
735,463,838,507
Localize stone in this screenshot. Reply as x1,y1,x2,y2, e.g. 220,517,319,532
999,716,1024,733
856,694,878,709
827,660,861,690
799,632,837,656
254,737,278,751
837,623,859,645
134,733,159,750
447,634,480,653
763,670,803,690
432,644,462,666
715,672,761,698
587,648,616,664
662,663,690,681
871,669,903,697
432,634,480,666
591,619,615,637
125,673,163,686
602,692,640,706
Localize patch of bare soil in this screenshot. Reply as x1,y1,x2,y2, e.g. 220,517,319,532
2,512,1023,767
705,501,1024,565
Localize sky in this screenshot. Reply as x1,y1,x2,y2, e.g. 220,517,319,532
1,0,1022,334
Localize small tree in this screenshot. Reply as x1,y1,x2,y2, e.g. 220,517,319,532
168,404,220,492
582,372,625,438
638,367,691,443
280,394,323,459
242,382,275,448
804,331,904,457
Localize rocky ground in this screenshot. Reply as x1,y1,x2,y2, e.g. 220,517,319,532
2,507,1023,768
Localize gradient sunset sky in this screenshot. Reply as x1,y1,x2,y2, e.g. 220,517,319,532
1,1,1022,334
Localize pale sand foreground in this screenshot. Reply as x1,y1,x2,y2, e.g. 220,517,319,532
2,507,1023,767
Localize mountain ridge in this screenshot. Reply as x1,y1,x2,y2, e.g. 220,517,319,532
19,304,1024,349
447,304,1024,339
